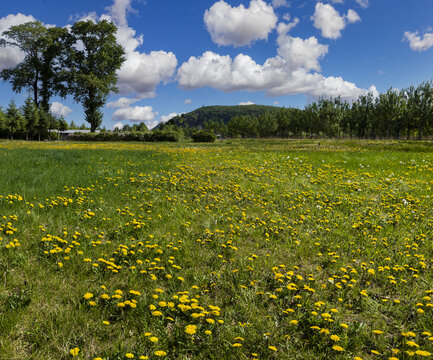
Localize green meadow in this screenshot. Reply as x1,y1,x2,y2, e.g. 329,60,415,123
1,139,433,360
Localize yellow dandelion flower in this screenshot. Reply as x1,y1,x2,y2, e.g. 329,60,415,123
149,337,158,343
332,345,344,352
69,347,80,356
185,324,197,335
268,346,277,351
125,354,134,359
83,293,93,299
415,350,431,356
330,334,340,342
154,350,167,357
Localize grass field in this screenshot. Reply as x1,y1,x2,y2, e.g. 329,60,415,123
1,139,433,360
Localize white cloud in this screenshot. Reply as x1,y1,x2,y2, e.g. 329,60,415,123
113,121,124,130
311,3,360,40
50,102,73,118
177,23,374,101
204,0,278,47
112,105,157,122
105,1,178,98
272,0,290,8
346,9,361,24
239,101,255,105
276,33,328,71
184,98,192,104
107,97,141,108
276,18,299,35
0,13,37,70
106,0,135,27
160,113,179,123
117,50,177,97
273,101,280,105
403,31,433,52
355,0,369,9
177,51,286,92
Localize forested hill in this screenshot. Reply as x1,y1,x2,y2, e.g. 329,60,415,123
160,105,283,128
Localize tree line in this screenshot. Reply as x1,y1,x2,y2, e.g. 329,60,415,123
195,80,433,140
0,19,125,132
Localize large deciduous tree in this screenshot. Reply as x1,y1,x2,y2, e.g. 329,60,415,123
0,22,70,111
69,20,125,132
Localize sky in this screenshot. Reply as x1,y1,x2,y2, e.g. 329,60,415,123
1,0,433,130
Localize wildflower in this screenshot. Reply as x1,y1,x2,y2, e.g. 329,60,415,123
330,335,340,342
332,345,344,351
83,293,93,299
70,347,80,356
415,350,431,356
268,346,277,351
154,350,167,357
232,343,242,347
125,354,134,358
149,337,158,343
185,324,197,335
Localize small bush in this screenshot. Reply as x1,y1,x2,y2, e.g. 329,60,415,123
191,130,216,143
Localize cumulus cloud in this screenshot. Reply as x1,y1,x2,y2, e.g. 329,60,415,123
403,31,433,52
276,17,299,35
113,121,124,130
106,0,135,27
311,3,360,40
160,113,179,123
276,33,328,71
0,13,37,70
273,101,280,105
184,98,192,104
204,0,278,47
177,22,374,101
239,101,255,105
272,0,290,8
106,97,141,108
112,105,157,122
50,102,73,118
105,0,178,98
117,50,177,97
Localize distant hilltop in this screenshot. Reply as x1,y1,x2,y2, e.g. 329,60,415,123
158,104,284,129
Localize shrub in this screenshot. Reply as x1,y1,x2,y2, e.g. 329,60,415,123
191,130,216,143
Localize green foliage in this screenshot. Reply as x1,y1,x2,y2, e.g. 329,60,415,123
0,22,69,110
21,96,39,139
162,105,281,129
6,100,23,140
66,129,181,142
1,140,433,359
69,20,125,132
191,130,216,143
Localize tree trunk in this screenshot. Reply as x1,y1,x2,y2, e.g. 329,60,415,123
33,72,39,107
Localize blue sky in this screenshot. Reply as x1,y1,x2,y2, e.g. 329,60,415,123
1,0,433,129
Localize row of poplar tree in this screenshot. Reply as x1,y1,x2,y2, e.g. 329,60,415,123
201,80,433,139
0,19,125,133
